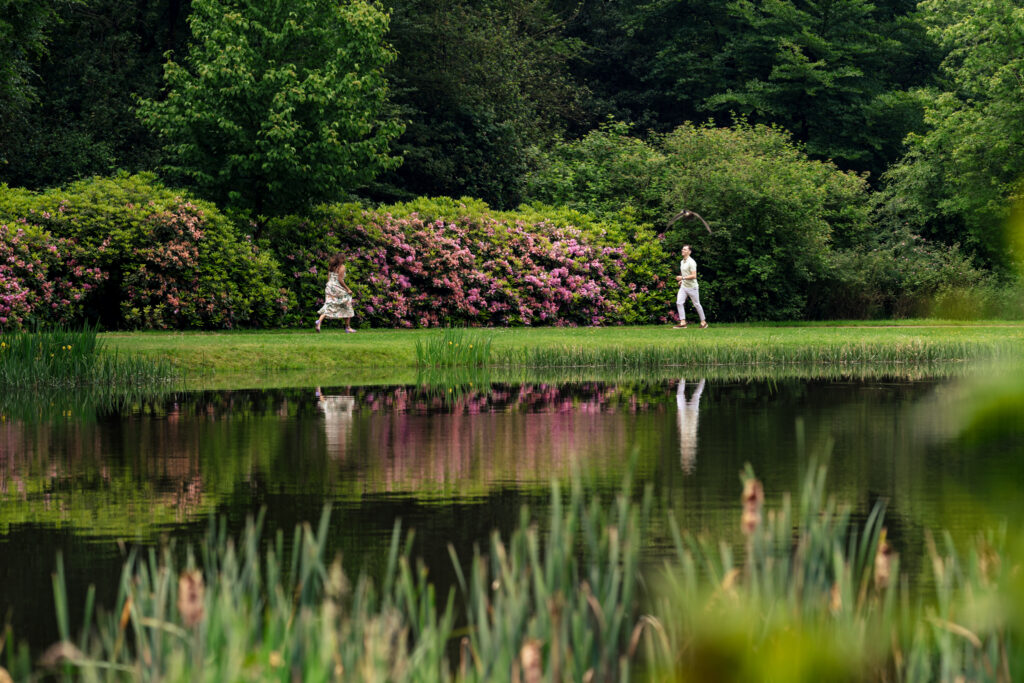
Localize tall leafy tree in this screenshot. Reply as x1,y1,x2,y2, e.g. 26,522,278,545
560,0,737,133
880,0,1024,270
137,0,403,218
373,0,586,208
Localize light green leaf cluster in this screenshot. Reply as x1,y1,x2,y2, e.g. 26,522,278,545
884,0,1024,269
137,0,404,218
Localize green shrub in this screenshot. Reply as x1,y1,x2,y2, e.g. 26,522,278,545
0,221,106,330
513,203,674,324
811,229,992,319
660,122,872,322
264,203,365,325
931,277,1024,320
0,174,293,329
525,119,669,225
526,120,875,322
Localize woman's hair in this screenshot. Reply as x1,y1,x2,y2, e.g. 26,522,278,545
328,252,345,274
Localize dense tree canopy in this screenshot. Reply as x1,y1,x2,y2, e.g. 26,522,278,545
374,0,586,208
561,0,939,181
1,0,189,188
136,0,403,218
0,0,60,172
1,0,1021,311
880,0,1024,270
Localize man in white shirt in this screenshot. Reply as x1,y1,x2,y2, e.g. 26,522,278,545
674,245,708,329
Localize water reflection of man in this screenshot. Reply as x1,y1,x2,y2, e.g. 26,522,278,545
316,387,356,458
677,378,706,474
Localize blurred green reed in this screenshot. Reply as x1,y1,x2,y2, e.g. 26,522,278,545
0,325,178,389
5,466,649,682
646,460,1023,682
415,327,493,367
5,457,1023,680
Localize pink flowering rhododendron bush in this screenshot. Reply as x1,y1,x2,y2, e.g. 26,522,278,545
0,174,292,329
267,197,672,328
0,223,106,330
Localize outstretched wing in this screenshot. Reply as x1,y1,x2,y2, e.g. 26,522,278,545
666,209,712,234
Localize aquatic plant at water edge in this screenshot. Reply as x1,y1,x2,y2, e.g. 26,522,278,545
415,327,493,367
492,337,1021,369
0,326,177,388
645,462,1022,682
10,468,650,681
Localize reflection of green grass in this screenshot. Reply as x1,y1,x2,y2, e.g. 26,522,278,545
104,323,1024,387
177,359,980,390
0,475,215,538
0,383,179,422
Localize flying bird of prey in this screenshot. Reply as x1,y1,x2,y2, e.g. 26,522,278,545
666,209,712,234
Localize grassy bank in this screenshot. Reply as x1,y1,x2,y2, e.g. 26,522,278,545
102,321,1024,389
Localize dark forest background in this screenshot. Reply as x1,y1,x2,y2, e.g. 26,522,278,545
2,0,1022,326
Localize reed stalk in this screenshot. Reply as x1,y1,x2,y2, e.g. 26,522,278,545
7,459,1022,681
415,327,493,367
0,325,178,389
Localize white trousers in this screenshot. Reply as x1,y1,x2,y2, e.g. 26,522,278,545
676,286,705,323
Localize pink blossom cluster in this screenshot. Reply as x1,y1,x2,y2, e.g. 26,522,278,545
291,212,652,327
0,224,107,330
121,203,241,329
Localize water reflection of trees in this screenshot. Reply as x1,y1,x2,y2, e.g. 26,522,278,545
1,378,989,540
0,383,665,535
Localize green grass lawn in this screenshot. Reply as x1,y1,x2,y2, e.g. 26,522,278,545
102,320,1024,389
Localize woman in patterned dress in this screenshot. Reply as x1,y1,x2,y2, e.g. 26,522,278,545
315,252,356,332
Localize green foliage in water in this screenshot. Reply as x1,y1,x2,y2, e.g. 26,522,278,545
0,325,177,389
645,463,1023,682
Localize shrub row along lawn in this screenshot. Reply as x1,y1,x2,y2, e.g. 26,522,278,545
102,321,1024,387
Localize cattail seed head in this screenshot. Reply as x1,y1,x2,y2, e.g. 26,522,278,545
177,569,205,628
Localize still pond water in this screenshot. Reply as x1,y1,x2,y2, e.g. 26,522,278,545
1,371,1018,650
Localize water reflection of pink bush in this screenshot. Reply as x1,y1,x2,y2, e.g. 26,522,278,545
330,383,645,492
0,384,655,509
362,383,653,415
356,410,632,493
